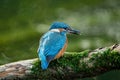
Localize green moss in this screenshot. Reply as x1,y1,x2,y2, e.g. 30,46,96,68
81,48,120,74
31,49,120,79
31,59,41,75
89,48,120,68
31,50,89,76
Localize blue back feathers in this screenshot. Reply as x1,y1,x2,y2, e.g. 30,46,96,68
38,22,69,70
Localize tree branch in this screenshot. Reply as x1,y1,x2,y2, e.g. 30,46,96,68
0,44,120,80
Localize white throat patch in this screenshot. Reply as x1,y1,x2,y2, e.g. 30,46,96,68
50,29,60,32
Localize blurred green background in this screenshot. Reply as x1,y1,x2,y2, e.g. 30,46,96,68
0,0,120,79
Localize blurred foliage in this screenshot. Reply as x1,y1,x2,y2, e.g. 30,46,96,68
0,0,120,79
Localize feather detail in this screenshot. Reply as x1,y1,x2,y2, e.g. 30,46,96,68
50,28,65,32
38,50,49,70
54,38,68,59
38,31,67,70
50,29,60,32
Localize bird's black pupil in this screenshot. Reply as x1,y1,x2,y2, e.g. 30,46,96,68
65,28,68,30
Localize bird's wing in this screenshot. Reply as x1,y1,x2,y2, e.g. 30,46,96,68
38,31,66,62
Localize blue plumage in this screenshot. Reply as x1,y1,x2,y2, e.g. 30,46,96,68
38,22,80,70
49,22,70,30
38,31,67,69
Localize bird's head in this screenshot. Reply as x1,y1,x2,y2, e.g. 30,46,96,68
49,22,80,35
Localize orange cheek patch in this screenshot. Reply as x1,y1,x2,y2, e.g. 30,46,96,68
59,28,65,32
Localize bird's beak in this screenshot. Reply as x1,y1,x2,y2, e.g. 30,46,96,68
67,28,80,35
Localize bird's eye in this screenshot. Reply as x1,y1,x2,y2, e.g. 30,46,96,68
64,28,68,31
66,28,69,30
64,28,67,30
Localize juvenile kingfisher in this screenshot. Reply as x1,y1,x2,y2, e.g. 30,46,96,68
37,22,80,70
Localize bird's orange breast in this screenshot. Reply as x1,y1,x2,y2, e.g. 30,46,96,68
54,38,68,59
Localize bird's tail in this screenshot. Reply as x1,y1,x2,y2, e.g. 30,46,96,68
38,52,49,70
41,59,49,70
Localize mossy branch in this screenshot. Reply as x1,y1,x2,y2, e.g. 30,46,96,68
0,44,120,80
31,44,120,80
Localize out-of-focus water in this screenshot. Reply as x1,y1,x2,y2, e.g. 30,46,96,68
0,0,120,79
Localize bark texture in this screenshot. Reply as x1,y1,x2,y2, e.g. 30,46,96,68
0,44,120,80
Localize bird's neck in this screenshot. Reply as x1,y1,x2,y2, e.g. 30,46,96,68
50,29,64,32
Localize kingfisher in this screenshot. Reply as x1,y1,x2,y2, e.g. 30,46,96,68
37,22,80,70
